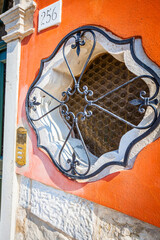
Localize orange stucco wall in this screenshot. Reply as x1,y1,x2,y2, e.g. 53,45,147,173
17,0,160,227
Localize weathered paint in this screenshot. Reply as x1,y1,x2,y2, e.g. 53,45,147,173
17,0,160,227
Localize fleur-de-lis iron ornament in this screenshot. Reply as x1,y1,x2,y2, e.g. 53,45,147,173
26,26,160,181
129,90,158,112
71,32,85,56
29,96,41,112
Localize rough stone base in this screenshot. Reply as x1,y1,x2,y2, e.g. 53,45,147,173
15,176,160,240
15,207,72,240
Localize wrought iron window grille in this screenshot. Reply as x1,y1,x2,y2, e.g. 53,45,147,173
26,26,160,182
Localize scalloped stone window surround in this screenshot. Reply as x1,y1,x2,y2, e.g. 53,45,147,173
26,26,160,182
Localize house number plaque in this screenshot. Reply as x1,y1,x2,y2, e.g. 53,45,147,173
38,0,62,32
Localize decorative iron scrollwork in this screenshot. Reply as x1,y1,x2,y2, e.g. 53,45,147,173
26,26,160,181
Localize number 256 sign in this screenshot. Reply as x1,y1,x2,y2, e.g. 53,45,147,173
38,0,62,32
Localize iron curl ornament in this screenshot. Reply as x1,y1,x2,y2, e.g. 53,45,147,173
26,26,160,181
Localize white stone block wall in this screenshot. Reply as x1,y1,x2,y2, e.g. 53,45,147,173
15,176,160,240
